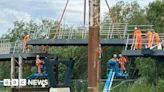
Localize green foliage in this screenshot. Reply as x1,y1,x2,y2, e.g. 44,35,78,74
23,64,33,78
135,58,156,81
127,78,153,92
58,64,67,81
112,84,128,92
0,62,10,79
156,78,164,92
2,19,57,41
112,1,141,23
0,86,11,92
71,80,87,92
156,59,164,78
103,1,149,24
49,46,88,79
147,0,164,32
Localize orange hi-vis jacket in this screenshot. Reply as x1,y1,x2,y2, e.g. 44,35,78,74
146,31,153,48
36,58,42,74
154,32,161,45
134,30,142,38
134,29,142,49
23,35,30,49
146,31,153,41
118,56,127,69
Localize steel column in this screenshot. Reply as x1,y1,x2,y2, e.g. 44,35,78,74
18,56,23,88
88,0,100,92
11,56,15,88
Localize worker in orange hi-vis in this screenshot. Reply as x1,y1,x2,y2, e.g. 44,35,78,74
134,27,142,49
23,32,30,52
36,55,42,74
118,54,127,73
153,31,162,49
146,31,153,48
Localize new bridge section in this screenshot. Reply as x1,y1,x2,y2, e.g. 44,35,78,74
122,49,164,57
26,24,156,47
0,53,53,61
27,39,131,46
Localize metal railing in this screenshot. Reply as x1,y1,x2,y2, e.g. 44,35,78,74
0,39,11,54
125,33,164,50
125,34,130,50
13,41,24,54
28,24,53,40
50,23,153,40
0,40,24,54
25,22,154,40
0,39,44,54
50,23,130,39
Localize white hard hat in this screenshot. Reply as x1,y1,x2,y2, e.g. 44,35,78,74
134,27,137,30
119,54,122,57
113,54,117,58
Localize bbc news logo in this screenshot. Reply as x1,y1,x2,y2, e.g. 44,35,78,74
3,79,48,87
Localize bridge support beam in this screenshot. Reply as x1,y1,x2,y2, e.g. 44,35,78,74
11,56,15,88
18,56,23,88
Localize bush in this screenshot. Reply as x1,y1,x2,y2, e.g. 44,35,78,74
127,78,153,92
135,57,156,82
156,78,164,92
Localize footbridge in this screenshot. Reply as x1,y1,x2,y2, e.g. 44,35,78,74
0,23,164,92
26,23,164,57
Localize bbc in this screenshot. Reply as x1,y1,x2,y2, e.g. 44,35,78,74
3,79,26,86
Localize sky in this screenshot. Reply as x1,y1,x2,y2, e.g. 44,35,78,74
0,0,154,36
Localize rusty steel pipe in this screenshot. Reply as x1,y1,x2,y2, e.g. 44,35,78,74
88,0,100,92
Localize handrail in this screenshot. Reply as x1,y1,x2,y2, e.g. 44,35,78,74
0,39,11,54
151,41,164,49
131,36,135,50
12,40,23,54
127,25,154,27
23,22,155,40
13,41,18,54
123,23,128,38
125,34,129,50
110,24,115,39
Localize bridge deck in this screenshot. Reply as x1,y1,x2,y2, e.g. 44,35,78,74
0,53,53,61
122,50,164,57
27,39,129,46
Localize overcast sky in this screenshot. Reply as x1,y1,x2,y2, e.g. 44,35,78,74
0,0,154,36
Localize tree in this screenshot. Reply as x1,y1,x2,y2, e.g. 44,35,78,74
103,1,148,24
147,0,164,32
2,19,56,41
